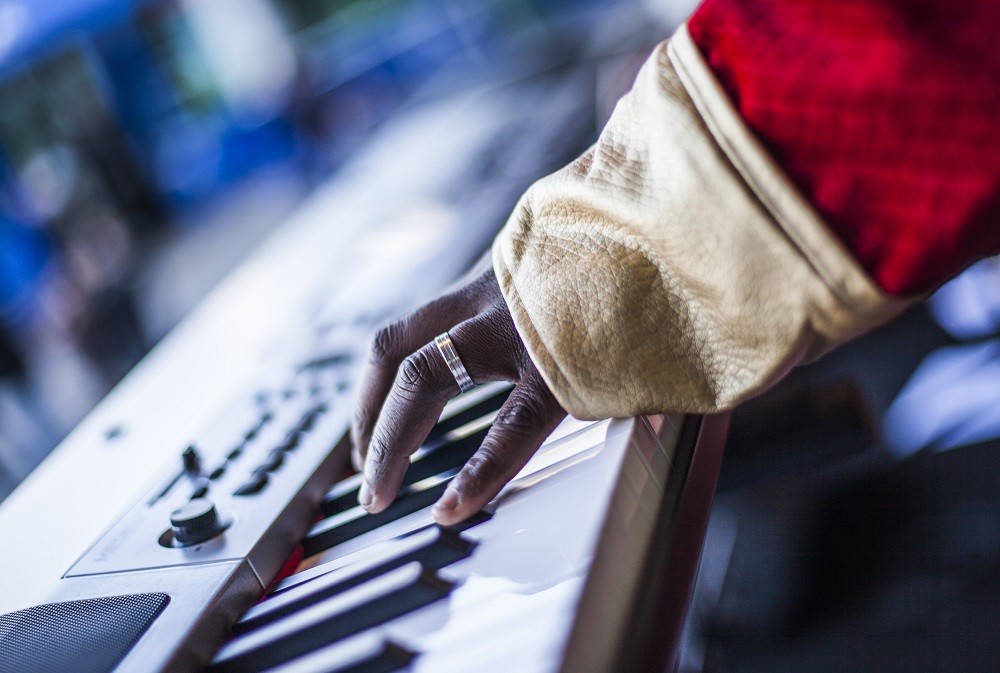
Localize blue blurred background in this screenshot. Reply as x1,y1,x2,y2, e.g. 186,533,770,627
0,0,691,497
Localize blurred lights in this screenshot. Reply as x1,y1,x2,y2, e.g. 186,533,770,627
0,2,27,60
19,145,79,221
885,257,1000,456
928,258,1000,340
884,342,1000,456
177,0,297,124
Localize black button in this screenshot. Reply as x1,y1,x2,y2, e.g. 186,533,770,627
297,415,317,433
278,430,303,453
233,471,269,496
227,445,244,461
298,351,350,372
190,478,210,499
244,413,272,443
208,465,226,480
256,449,284,473
295,406,326,434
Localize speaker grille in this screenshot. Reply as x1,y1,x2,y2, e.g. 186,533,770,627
0,593,169,673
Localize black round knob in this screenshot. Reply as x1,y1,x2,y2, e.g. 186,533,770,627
170,498,222,546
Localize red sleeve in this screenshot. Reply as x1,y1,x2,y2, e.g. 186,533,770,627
687,0,1000,296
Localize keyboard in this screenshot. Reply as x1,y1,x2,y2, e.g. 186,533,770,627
0,63,728,673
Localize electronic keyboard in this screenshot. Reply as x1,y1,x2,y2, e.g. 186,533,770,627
0,62,727,673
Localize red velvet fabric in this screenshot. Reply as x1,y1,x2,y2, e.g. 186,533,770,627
687,0,1000,296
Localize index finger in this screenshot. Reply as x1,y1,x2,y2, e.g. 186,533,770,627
361,312,513,513
360,341,456,513
351,291,476,470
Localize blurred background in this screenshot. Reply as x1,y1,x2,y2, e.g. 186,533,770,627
0,0,691,499
2,0,1000,671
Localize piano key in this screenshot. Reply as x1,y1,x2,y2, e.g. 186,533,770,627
211,563,452,673
238,527,475,632
320,474,365,518
273,513,493,595
320,423,490,518
260,634,413,673
425,382,512,442
303,471,456,557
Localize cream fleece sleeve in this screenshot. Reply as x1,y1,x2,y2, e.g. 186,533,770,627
492,25,912,420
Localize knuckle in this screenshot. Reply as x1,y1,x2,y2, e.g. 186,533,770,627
398,350,436,392
462,448,504,489
496,395,548,433
366,434,390,468
370,323,406,364
352,406,369,432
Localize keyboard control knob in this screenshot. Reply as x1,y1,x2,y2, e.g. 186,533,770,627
170,498,223,546
182,445,202,474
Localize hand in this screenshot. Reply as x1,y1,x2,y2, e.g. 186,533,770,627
351,266,566,525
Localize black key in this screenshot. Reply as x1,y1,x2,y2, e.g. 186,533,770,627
233,471,269,496
320,474,364,518
320,426,489,518
260,635,413,673
271,514,491,595
238,527,474,633
425,382,512,443
303,471,455,557
210,564,451,673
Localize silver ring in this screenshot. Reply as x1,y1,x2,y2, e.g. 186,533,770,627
434,332,475,393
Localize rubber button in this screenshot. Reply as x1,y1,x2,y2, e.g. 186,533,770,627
256,449,284,473
190,478,210,499
233,471,269,496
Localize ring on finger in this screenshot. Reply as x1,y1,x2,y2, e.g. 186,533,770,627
434,332,475,393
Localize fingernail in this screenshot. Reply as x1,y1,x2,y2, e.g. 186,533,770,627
433,486,460,513
358,481,374,510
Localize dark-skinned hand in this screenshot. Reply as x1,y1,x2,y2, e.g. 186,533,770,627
351,265,566,526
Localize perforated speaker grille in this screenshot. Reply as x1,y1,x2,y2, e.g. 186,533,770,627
0,593,169,673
